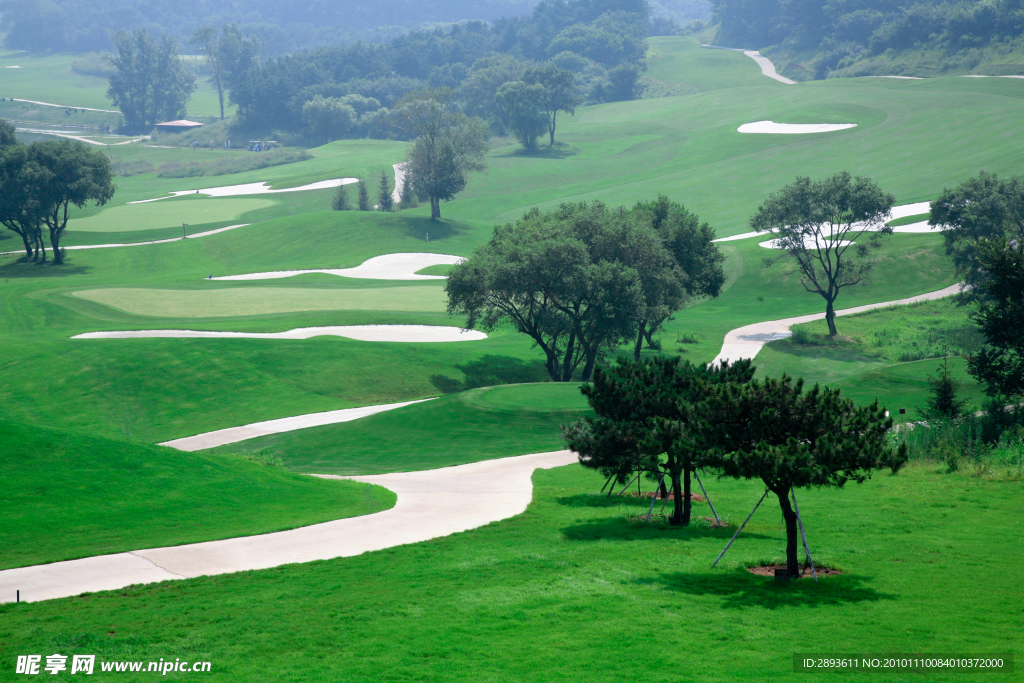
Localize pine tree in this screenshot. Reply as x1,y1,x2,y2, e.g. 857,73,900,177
332,182,351,211
356,177,370,211
923,354,967,421
377,168,393,212
399,169,417,209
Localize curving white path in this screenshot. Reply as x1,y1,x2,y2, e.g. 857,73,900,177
738,121,857,134
159,399,435,451
0,450,577,603
72,325,488,343
0,224,250,256
713,201,937,243
129,178,357,204
391,162,409,204
709,283,963,367
211,252,464,282
12,98,119,113
701,45,796,84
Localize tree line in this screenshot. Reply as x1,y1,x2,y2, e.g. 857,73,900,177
712,0,1024,78
0,122,115,265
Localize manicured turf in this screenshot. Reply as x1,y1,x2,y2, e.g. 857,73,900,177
212,383,592,474
755,297,988,418
0,420,395,570
67,197,274,233
0,462,1017,681
0,49,234,118
72,284,449,317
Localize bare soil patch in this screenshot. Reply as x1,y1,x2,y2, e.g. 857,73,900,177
747,564,843,578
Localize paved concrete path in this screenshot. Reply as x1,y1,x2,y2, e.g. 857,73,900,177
701,45,796,84
159,399,435,451
0,450,576,604
710,283,962,367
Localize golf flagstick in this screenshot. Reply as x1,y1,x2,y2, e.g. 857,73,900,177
790,488,818,582
645,473,667,522
693,470,721,525
712,488,769,568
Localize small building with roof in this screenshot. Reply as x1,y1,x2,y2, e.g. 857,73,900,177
154,120,204,133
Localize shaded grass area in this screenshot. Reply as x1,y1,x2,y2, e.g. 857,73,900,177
0,463,1018,681
213,383,592,475
0,420,395,570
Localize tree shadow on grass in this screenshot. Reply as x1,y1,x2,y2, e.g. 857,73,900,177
494,143,578,160
640,571,894,609
398,215,470,243
0,259,91,278
560,514,769,543
430,355,550,393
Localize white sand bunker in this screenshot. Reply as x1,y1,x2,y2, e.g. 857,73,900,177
212,252,465,282
130,178,357,204
73,325,487,343
759,238,855,249
738,121,857,134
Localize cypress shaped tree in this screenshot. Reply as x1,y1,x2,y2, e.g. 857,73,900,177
332,182,351,211
922,354,967,421
378,168,393,212
356,177,370,211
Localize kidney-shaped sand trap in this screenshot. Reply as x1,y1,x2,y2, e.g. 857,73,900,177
130,178,358,204
73,325,487,343
212,252,465,282
738,121,857,134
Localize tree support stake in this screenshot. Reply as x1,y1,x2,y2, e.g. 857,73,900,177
790,488,818,582
693,470,721,525
712,488,768,568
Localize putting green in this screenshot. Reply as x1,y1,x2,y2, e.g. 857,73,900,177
66,197,274,233
71,286,448,317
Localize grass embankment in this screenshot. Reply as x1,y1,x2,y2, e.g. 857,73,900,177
0,420,395,570
756,298,987,417
213,383,592,474
1,463,1018,681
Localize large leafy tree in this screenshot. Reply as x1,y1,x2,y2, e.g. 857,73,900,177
563,356,755,526
706,376,906,576
190,23,262,121
301,95,357,144
930,171,1024,300
0,142,46,260
966,238,1024,401
107,28,196,128
389,88,489,220
30,140,116,265
751,172,895,336
630,195,725,361
447,202,653,381
523,63,578,146
495,81,549,150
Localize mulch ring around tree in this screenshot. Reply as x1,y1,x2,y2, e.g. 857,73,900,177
746,564,844,579
623,491,706,502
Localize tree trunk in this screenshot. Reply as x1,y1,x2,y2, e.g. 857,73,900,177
580,347,598,382
218,86,225,121
633,323,645,363
17,230,32,259
560,330,577,381
659,476,669,499
669,474,683,525
430,196,440,220
50,234,63,265
682,467,692,525
549,111,556,146
825,298,838,336
776,486,800,577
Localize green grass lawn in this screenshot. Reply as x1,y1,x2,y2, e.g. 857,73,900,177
212,383,592,474
67,197,274,233
0,420,395,570
0,50,233,118
71,284,449,317
755,298,988,418
1,462,1018,681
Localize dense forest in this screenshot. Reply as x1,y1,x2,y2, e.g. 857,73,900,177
228,0,656,136
712,0,1024,78
0,0,709,56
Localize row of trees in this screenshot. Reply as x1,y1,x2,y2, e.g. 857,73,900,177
0,122,115,265
564,356,906,576
446,196,725,379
